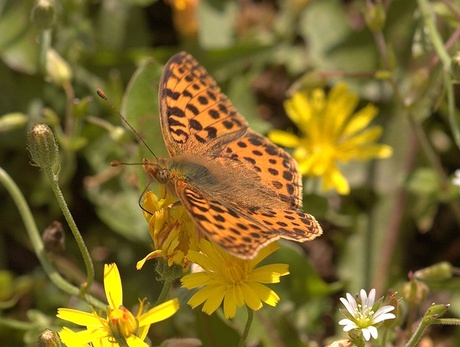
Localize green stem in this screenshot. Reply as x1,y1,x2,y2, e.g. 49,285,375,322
0,317,37,330
0,167,104,310
407,112,460,226
417,0,451,67
238,307,254,347
433,317,460,325
404,317,429,347
43,165,94,296
155,279,173,305
418,0,460,150
38,29,52,75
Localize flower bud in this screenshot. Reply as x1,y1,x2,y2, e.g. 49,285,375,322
401,274,429,305
0,113,27,132
31,0,56,31
28,123,59,169
422,303,449,324
36,329,61,347
46,49,72,86
108,306,138,344
414,262,453,281
364,1,385,32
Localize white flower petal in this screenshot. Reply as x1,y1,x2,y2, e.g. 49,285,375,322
340,297,356,316
339,319,358,331
368,326,378,339
339,289,396,341
367,289,376,306
346,293,358,310
373,312,396,324
362,328,371,341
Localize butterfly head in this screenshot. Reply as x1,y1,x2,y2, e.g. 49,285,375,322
142,158,170,184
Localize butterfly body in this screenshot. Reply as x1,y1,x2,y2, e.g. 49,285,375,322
144,52,322,259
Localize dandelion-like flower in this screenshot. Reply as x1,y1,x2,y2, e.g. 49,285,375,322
268,83,393,194
181,239,289,319
339,288,396,341
137,188,199,270
57,263,179,347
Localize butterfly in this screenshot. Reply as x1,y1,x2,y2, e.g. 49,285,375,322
143,52,322,259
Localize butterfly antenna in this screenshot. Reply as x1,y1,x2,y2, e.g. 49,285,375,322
138,180,154,216
96,89,158,160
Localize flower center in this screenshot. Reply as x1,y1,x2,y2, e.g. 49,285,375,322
354,304,374,328
108,305,139,341
223,259,248,284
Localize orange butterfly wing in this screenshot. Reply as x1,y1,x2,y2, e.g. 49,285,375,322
156,52,322,258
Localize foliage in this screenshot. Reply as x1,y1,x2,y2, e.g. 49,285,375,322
1,0,460,346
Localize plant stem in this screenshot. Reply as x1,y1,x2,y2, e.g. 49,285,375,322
155,279,173,305
238,307,254,347
404,317,428,347
0,167,104,309
43,164,95,296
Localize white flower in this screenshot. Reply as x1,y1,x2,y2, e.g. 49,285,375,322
453,169,460,187
338,288,396,341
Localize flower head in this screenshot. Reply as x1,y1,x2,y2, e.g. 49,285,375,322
57,263,179,347
339,288,396,341
181,239,289,319
269,83,393,194
137,189,199,271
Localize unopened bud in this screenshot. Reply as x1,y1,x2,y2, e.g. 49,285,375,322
36,329,61,347
46,49,72,86
28,123,59,169
31,0,56,31
0,113,27,132
414,262,453,281
401,274,429,304
423,303,450,324
364,1,385,32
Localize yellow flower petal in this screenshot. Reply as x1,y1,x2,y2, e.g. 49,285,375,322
267,130,301,148
104,263,123,309
270,83,392,194
57,263,178,346
126,335,150,347
138,298,179,326
136,250,162,270
342,104,378,136
57,308,101,327
248,282,280,306
249,263,290,283
240,282,263,311
182,239,288,318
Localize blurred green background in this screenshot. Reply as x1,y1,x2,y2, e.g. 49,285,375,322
1,0,460,346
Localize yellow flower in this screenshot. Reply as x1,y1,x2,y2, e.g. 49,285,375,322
269,83,393,194
165,0,199,38
57,263,179,347
181,239,289,319
137,189,199,271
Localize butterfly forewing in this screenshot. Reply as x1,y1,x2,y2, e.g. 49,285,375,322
159,52,249,157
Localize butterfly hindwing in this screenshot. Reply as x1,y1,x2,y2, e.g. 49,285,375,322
175,181,321,259
219,129,303,209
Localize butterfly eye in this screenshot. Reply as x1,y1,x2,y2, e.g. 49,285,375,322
156,169,169,184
